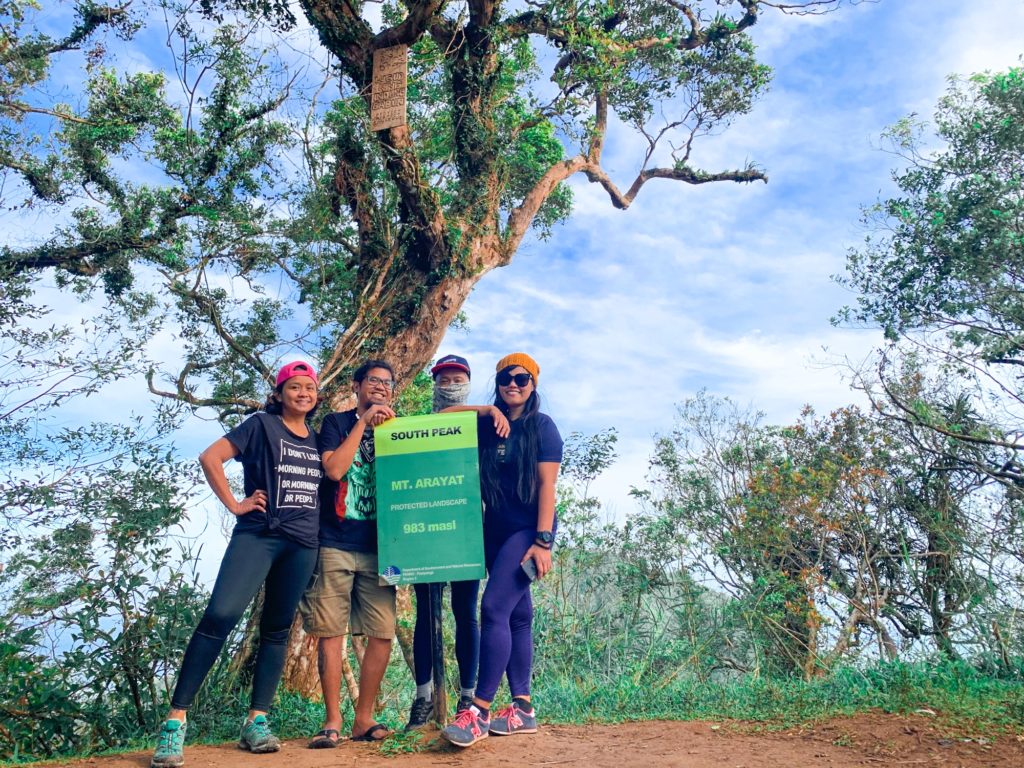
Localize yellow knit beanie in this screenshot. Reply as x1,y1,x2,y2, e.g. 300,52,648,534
496,352,540,385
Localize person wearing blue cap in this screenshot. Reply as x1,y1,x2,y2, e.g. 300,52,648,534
405,354,481,730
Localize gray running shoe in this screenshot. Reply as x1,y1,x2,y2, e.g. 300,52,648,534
441,705,489,747
151,719,186,768
456,694,474,713
239,714,281,753
405,696,433,731
490,700,537,735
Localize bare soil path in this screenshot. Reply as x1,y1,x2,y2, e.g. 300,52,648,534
46,714,1024,768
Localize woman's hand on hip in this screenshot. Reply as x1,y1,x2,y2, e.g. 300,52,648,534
231,490,267,516
524,544,553,579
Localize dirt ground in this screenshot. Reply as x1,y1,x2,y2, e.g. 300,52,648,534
44,713,1024,768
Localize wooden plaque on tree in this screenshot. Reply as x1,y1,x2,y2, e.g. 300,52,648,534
370,45,408,132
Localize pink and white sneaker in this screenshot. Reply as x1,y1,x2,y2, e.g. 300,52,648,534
490,700,537,735
441,704,490,747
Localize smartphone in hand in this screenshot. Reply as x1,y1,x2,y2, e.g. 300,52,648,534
520,557,538,581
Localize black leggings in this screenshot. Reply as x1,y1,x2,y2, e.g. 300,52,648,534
412,579,480,689
170,531,317,712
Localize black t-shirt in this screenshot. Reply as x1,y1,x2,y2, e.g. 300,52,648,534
227,413,322,548
485,411,563,541
317,410,379,553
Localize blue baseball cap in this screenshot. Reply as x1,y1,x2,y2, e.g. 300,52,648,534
430,354,471,378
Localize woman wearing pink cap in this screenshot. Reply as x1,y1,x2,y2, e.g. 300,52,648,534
151,362,323,768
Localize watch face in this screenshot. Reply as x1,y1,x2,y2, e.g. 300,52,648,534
536,531,553,544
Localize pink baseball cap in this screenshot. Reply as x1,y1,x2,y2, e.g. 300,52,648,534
276,360,318,388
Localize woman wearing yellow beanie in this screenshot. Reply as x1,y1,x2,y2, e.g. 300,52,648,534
442,352,562,748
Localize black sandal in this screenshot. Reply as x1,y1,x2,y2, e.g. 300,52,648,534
351,723,392,742
308,728,341,749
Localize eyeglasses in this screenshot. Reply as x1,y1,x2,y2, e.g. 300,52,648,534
497,371,533,387
364,374,396,390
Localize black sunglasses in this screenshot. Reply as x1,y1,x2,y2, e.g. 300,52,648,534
497,371,533,387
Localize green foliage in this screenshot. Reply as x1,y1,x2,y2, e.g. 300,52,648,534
3,8,307,412
532,658,1024,729
837,64,1024,507
637,391,1016,678
0,426,206,758
0,1,141,204
0,272,207,759
394,370,434,416
839,67,1024,359
520,430,1020,730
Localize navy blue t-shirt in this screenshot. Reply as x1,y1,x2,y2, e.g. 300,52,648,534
317,410,379,553
227,413,322,548
485,411,563,541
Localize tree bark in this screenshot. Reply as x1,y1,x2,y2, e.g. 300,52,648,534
395,586,417,673
319,267,489,401
276,618,362,703
280,616,321,699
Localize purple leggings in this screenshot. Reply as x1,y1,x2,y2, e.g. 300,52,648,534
475,528,536,703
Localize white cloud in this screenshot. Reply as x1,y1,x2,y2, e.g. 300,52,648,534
922,2,1024,81
445,0,1024,522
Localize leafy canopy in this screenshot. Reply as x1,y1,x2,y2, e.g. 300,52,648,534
838,66,1024,482
839,67,1024,363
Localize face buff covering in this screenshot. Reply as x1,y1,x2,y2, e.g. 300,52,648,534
433,381,472,413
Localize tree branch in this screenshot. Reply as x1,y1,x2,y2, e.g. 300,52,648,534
146,366,261,414
504,156,587,257
588,91,608,164
0,102,101,125
502,10,568,45
379,0,448,47
876,358,1022,454
582,157,767,211
169,280,273,383
0,3,130,67
298,0,374,76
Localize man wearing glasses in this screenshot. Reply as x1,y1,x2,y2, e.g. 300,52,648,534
301,360,398,746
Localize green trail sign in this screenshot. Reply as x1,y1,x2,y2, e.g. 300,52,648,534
375,411,485,585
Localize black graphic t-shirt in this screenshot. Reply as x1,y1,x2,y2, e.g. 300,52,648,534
317,410,379,553
226,413,322,548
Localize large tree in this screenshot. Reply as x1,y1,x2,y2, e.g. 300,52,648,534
3,0,850,410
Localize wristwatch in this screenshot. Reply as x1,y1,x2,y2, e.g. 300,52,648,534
535,530,554,547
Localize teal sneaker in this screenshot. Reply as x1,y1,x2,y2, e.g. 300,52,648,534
239,714,281,753
151,719,187,768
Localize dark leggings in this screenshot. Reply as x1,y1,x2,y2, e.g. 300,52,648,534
412,580,480,689
475,528,536,703
171,530,317,711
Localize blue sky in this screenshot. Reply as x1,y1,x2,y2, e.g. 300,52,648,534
442,0,1024,514
6,1,1024,570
